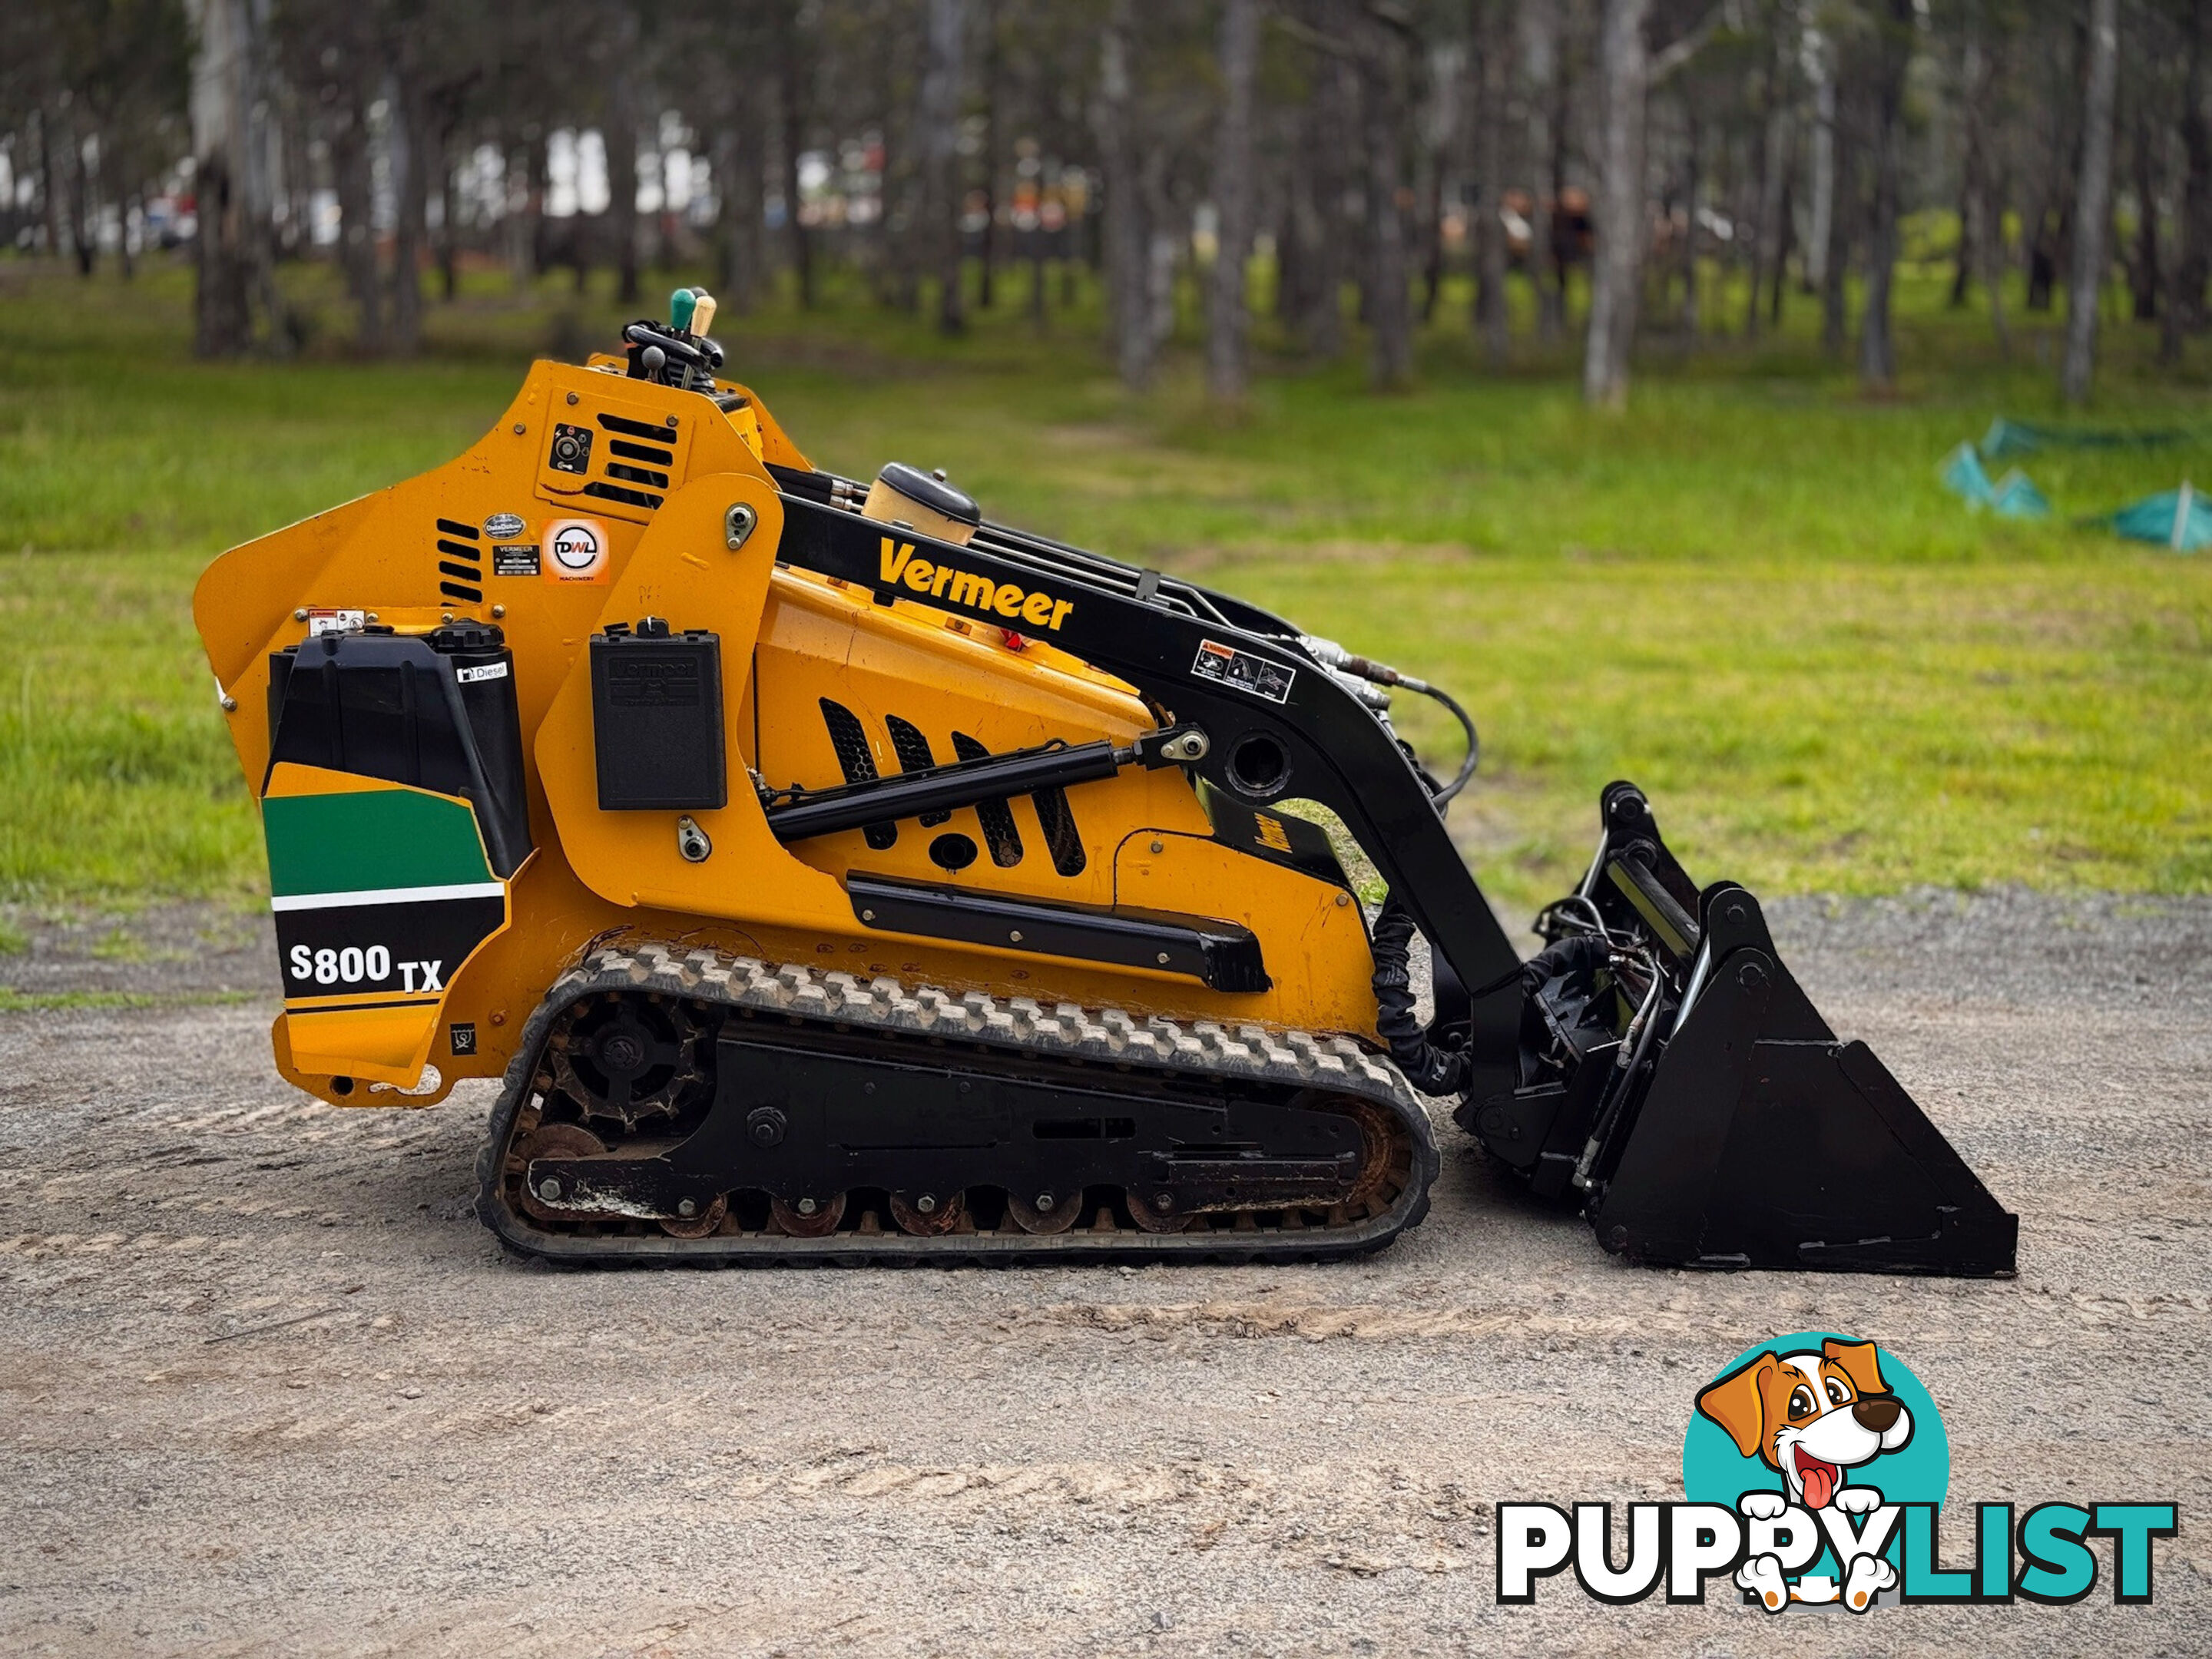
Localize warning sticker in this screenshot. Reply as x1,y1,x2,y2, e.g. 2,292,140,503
306,609,366,637
492,543,540,576
1191,639,1296,704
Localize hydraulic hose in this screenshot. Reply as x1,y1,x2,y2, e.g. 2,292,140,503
1296,636,1479,806
1402,677,1479,805
1369,900,1469,1096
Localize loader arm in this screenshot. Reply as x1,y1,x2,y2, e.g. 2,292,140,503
770,483,1528,1095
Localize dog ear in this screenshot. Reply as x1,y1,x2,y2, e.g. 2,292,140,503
1697,1356,1776,1462
1823,1338,1887,1398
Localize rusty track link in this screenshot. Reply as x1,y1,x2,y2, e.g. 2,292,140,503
474,943,1437,1265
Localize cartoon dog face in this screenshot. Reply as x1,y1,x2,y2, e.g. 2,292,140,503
1696,1339,1912,1510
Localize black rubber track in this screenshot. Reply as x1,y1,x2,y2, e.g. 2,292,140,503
475,942,1439,1267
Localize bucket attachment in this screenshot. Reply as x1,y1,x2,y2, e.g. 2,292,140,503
1459,783,2018,1277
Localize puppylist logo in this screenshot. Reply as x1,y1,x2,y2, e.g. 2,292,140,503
1497,1331,2175,1614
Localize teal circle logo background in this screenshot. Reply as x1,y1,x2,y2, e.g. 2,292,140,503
1681,1331,1950,1516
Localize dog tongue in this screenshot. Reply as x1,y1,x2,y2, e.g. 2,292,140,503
1803,1462,1836,1510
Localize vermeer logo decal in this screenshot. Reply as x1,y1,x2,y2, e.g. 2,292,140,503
879,536,1074,631
1496,1330,2176,1614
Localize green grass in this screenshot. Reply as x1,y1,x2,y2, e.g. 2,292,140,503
2,250,2209,912
0,986,260,1013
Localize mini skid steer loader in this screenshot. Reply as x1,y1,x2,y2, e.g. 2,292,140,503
194,293,2017,1273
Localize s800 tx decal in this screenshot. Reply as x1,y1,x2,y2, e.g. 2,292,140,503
260,773,512,1012
273,892,506,1004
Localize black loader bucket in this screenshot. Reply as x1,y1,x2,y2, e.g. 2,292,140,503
1459,783,2018,1277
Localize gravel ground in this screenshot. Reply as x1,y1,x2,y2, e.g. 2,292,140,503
2,892,2207,1656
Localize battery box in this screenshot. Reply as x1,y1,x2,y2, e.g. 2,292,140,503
589,619,727,811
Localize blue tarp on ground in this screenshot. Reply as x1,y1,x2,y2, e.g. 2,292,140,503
2109,482,2212,551
1982,418,2191,459
1940,443,2051,518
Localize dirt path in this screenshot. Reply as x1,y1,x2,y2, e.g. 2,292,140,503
2,894,2207,1655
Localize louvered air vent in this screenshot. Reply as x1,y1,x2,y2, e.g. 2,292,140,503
434,517,483,604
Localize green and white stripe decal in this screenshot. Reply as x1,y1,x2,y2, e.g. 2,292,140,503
264,786,501,909
263,780,511,1008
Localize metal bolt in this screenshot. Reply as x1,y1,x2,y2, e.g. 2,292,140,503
861,909,876,922
1149,839,1164,854
293,608,308,621
677,816,712,863
665,414,678,428
916,1194,938,1214
677,1198,697,1218
725,502,757,551
1156,952,1171,965
1336,892,1352,907
1009,929,1024,943
1153,1192,1174,1211
1035,1192,1055,1212
796,1197,819,1216
366,614,377,623
512,422,526,435
538,1178,561,1201
491,604,505,618
441,612,455,624
565,391,578,406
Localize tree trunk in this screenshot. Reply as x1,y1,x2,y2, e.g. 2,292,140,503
2063,0,2120,404
1207,0,1261,402
1770,164,1792,326
776,0,815,310
2179,0,2212,336
921,0,969,334
1960,18,2009,352
1821,109,1851,353
331,96,382,350
1859,0,1912,389
2128,103,2160,321
1806,49,1835,293
979,0,1002,307
35,107,65,260
1098,0,1152,387
1359,13,1414,389
65,108,97,277
1951,47,1981,311
1582,0,1650,409
1745,15,1792,339
185,0,263,355
1536,26,1568,341
1471,1,1509,365
439,144,462,303
1681,110,1700,335
512,134,545,294
1305,48,1356,359
606,41,642,306
717,104,766,316
389,67,429,353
